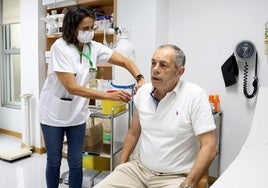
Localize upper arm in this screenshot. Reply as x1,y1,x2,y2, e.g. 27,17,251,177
108,51,130,67
197,130,218,156
128,107,141,138
197,131,217,147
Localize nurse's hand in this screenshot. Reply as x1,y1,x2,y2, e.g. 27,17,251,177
134,77,145,94
106,90,132,103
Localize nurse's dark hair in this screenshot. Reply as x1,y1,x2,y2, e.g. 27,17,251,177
158,44,186,68
62,5,96,45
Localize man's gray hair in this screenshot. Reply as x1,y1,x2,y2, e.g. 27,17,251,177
158,44,186,68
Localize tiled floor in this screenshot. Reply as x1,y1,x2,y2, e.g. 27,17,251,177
0,133,68,188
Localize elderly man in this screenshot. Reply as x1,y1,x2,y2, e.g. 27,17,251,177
94,44,218,188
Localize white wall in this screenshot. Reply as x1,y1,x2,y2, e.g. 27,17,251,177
20,0,46,148
168,0,268,172
117,0,168,81
4,0,46,148
0,0,45,138
0,108,21,133
117,0,268,173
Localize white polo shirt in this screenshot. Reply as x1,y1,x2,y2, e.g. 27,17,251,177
134,81,216,173
39,38,113,127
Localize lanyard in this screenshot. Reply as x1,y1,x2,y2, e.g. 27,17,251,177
77,43,93,68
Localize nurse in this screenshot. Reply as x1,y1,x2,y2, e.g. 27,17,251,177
39,5,144,188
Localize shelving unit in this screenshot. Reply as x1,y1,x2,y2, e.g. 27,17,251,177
87,102,131,171
45,30,114,51
44,0,117,79
45,0,116,49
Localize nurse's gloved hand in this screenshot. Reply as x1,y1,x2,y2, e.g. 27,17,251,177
106,90,132,103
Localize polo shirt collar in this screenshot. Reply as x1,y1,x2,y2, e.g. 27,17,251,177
150,80,182,98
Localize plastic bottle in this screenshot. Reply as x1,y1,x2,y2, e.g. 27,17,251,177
113,26,136,86
214,95,220,113
209,95,215,113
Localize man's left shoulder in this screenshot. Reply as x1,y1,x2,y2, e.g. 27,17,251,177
180,81,205,94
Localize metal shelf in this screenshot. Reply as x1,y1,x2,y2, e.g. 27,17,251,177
85,102,131,171
89,103,129,119
83,141,123,158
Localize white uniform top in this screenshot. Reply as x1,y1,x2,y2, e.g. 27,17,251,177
134,81,216,173
39,38,113,127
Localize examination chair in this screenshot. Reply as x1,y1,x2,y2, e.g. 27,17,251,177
211,87,268,187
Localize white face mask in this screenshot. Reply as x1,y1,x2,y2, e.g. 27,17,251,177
77,30,94,43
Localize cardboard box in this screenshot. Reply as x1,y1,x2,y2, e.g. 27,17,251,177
102,119,111,133
83,123,103,148
96,63,112,80
62,141,68,158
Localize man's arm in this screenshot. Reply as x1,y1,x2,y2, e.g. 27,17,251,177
119,107,141,164
180,130,218,188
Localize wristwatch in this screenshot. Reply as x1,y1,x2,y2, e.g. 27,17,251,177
136,74,144,81
180,182,193,188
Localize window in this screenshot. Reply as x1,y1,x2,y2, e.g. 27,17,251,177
1,18,21,108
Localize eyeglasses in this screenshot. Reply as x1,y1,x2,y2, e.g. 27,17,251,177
77,24,99,33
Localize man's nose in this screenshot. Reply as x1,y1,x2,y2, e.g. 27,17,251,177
152,64,160,73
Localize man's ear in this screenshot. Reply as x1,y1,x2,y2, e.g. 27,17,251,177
176,66,185,77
